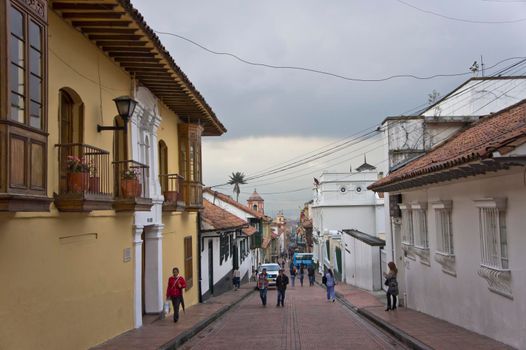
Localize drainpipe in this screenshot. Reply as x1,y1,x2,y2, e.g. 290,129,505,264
197,211,203,303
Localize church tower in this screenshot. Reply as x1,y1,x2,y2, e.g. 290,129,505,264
247,189,264,214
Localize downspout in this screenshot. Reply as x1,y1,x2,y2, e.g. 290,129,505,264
197,211,203,303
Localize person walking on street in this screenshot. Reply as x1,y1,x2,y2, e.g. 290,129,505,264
166,267,187,323
384,262,399,311
276,269,289,307
257,268,269,306
299,264,305,287
324,268,336,302
307,265,315,286
290,264,297,287
232,268,241,290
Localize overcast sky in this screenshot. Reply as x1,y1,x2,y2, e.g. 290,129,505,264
132,0,526,217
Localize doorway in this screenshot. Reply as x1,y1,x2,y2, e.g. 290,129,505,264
208,240,214,295
141,230,146,315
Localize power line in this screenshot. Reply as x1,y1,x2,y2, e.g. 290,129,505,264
394,0,526,23
154,30,524,82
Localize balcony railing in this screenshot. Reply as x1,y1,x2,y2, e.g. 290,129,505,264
113,160,153,211
183,180,203,210
54,143,113,211
159,173,185,212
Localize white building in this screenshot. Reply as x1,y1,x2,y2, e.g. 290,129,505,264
311,160,385,288
203,189,263,276
200,199,253,300
370,99,526,349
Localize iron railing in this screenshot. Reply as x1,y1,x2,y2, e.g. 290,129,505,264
113,160,149,199
56,143,111,196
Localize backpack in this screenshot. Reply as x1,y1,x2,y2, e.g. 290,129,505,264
322,275,327,284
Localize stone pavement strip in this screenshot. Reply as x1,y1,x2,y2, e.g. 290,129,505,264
180,281,408,350
91,284,254,350
332,281,514,350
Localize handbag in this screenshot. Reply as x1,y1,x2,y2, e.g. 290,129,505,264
384,278,389,286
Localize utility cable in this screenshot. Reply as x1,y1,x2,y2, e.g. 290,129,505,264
394,0,526,23
155,30,524,82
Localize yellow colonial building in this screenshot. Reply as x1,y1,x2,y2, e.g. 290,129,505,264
0,0,225,349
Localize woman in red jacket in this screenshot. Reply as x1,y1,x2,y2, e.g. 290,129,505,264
166,267,186,323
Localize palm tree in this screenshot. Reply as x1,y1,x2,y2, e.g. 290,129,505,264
228,171,247,202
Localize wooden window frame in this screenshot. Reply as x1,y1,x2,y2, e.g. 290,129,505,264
184,236,193,290
0,0,49,211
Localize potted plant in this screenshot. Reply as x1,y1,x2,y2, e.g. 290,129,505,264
121,168,141,198
88,163,100,193
66,156,90,192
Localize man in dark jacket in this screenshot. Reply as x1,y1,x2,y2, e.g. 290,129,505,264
276,269,289,307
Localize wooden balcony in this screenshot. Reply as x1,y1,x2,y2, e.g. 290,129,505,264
159,173,185,212
113,160,152,212
182,180,203,211
54,144,113,212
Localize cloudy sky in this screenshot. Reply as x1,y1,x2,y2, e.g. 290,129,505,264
133,0,526,217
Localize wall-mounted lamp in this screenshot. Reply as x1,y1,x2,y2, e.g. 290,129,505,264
97,96,138,132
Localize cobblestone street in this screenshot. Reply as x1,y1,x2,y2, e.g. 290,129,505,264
181,284,407,350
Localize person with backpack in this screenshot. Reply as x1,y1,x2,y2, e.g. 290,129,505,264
383,261,399,311
290,264,297,287
307,265,315,286
166,267,187,323
323,268,336,302
257,268,269,306
275,269,289,307
299,264,305,287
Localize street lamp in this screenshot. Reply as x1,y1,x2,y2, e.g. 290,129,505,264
97,96,138,132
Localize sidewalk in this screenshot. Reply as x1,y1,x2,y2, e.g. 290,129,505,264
327,279,513,350
92,283,254,350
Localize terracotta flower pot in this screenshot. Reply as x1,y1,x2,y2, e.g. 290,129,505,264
67,172,89,193
121,179,141,198
89,176,100,193
164,190,179,203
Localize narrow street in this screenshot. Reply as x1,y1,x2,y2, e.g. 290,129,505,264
181,283,407,350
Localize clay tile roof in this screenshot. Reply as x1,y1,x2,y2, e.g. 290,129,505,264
248,189,264,201
202,199,248,231
369,99,526,191
203,188,263,219
242,226,257,236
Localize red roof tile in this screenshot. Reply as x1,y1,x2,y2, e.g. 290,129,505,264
370,99,526,191
203,188,263,219
202,199,248,231
243,226,257,236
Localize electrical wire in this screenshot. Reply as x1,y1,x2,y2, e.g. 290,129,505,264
394,0,526,24
154,30,524,82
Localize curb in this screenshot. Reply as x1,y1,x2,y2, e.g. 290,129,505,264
356,308,433,350
159,288,255,350
315,280,432,350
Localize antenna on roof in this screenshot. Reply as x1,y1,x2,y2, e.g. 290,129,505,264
470,61,479,76
480,55,485,77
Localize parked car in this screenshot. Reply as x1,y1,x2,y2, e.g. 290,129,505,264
257,263,281,288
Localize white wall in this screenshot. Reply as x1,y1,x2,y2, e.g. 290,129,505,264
343,234,382,291
200,236,234,296
399,169,526,349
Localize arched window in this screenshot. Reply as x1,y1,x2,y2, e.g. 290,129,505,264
159,140,168,192
59,88,83,145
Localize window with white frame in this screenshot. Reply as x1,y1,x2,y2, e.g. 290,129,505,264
399,204,414,245
433,201,454,255
411,203,428,249
475,199,508,270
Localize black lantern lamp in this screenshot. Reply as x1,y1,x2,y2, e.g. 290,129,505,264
97,96,138,132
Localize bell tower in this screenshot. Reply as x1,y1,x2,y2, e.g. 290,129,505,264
247,189,264,214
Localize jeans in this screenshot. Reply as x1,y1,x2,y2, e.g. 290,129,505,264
299,274,304,286
170,296,182,321
326,285,335,301
308,275,315,286
277,289,286,306
387,292,397,309
259,288,267,305
291,275,296,287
